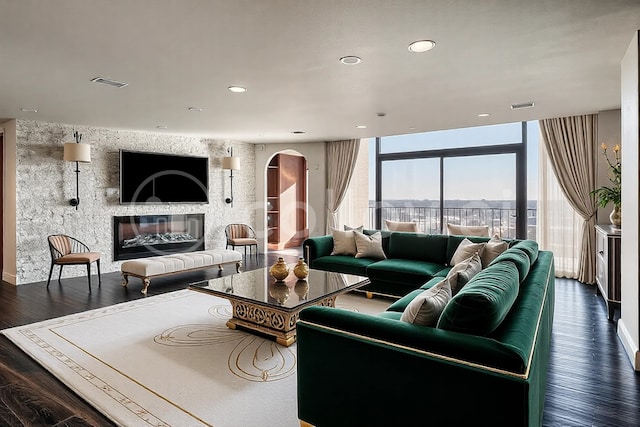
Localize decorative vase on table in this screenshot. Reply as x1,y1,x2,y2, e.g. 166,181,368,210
270,257,290,281
610,205,621,227
293,258,309,279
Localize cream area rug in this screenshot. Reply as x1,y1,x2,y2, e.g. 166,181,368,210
1,289,388,427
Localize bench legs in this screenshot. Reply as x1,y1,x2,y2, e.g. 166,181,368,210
218,261,242,273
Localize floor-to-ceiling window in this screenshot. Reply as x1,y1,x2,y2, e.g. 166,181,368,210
370,121,538,239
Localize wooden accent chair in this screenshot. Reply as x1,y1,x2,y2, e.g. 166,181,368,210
47,235,101,289
225,224,258,261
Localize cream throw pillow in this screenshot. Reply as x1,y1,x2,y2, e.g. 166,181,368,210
450,238,485,266
344,224,364,233
354,231,386,259
385,219,418,232
400,278,452,326
481,235,508,267
330,228,357,256
447,223,490,237
446,252,482,295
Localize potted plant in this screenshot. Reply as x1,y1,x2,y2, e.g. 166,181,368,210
591,143,621,226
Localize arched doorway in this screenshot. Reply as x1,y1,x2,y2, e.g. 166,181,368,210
266,151,308,251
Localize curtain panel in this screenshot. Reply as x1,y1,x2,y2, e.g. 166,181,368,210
326,139,361,233
539,115,597,284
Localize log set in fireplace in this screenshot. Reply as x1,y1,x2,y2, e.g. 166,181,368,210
113,214,205,261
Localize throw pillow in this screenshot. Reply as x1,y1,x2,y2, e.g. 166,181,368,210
330,228,357,256
344,224,364,233
385,219,418,232
481,234,508,267
400,278,452,326
446,252,482,295
450,238,485,266
446,223,490,237
353,231,387,259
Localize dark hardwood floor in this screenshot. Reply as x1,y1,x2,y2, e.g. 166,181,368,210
0,251,639,426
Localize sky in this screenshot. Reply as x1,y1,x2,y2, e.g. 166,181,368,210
368,121,539,201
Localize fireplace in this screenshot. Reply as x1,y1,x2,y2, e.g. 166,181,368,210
113,214,205,261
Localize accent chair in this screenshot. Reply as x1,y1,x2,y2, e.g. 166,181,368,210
47,234,101,289
225,223,259,261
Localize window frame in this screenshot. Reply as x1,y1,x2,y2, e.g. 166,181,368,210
374,122,528,238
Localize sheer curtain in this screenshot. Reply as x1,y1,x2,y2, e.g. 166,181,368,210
538,115,597,283
538,138,583,279
326,139,361,233
336,139,369,229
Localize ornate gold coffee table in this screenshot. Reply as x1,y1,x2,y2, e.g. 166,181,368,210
189,266,369,346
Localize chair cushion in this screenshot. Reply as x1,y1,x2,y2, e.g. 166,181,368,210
229,238,258,245
57,252,100,264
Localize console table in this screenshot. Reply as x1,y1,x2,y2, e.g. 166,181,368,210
595,224,621,321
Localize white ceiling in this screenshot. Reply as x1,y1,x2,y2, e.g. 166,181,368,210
1,0,639,143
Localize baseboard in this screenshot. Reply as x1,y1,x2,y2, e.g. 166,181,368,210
617,318,640,370
2,272,16,285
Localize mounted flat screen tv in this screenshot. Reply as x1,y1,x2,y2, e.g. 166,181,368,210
119,150,209,204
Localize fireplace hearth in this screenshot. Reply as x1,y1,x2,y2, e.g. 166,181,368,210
113,214,205,261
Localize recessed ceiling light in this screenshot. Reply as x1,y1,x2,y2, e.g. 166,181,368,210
156,125,168,129
356,125,367,129
339,56,362,65
478,113,490,117
291,131,306,135
408,127,416,130
20,108,38,113
228,86,247,93
90,77,128,88
188,107,203,112
408,40,436,53
510,102,535,110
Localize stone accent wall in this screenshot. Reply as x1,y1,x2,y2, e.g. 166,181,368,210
16,120,255,285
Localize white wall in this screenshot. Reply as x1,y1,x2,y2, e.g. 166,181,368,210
13,120,255,285
254,142,326,252
619,30,640,370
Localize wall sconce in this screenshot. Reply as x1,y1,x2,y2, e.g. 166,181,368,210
63,130,91,209
222,147,241,206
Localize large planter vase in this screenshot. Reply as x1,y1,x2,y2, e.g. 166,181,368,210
610,205,621,227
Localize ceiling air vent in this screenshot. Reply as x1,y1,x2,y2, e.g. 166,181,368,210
90,77,128,88
510,102,535,110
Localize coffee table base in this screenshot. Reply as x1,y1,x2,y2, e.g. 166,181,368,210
227,294,338,346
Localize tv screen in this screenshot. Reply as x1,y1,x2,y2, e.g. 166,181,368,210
119,150,209,204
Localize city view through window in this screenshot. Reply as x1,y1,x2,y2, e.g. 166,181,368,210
368,122,539,239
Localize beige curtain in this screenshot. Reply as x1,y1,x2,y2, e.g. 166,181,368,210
539,115,597,284
326,139,360,232
336,139,370,229
538,137,583,279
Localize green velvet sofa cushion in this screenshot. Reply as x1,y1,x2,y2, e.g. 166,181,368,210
311,255,375,277
437,260,520,335
489,251,555,374
510,240,539,264
388,233,449,264
376,311,402,320
366,259,446,287
489,248,531,282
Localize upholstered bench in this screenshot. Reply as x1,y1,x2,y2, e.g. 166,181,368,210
121,249,242,294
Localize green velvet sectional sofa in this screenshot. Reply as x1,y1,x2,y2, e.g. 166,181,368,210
298,231,555,426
